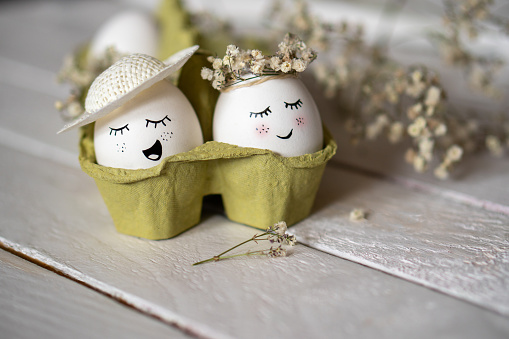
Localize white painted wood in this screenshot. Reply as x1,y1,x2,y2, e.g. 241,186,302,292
0,0,125,72
1,143,509,338
0,81,80,159
0,250,190,339
293,165,509,316
320,111,509,213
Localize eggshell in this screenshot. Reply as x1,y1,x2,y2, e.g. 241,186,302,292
89,10,159,58
94,80,203,169
213,77,323,157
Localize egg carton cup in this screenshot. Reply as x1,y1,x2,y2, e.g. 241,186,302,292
79,123,336,239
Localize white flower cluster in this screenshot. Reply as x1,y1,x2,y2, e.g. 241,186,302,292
201,33,317,90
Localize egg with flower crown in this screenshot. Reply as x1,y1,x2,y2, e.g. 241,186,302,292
205,34,323,157
58,46,203,169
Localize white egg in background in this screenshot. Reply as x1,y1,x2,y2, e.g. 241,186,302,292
89,10,159,59
213,77,323,157
94,80,203,169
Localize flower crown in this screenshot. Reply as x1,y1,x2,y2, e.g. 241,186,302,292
201,33,317,90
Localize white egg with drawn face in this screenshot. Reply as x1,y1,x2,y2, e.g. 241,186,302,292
213,77,323,157
94,80,203,169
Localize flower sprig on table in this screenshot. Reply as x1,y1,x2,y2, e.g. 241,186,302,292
193,221,297,266
201,33,317,90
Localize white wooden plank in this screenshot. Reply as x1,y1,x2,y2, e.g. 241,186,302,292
293,164,509,316
0,0,125,72
1,144,509,338
0,83,80,160
0,250,190,339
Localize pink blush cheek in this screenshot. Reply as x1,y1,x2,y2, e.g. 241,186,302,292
254,123,271,137
295,117,305,127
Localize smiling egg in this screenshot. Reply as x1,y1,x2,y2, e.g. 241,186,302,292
213,77,323,157
94,80,203,169
58,47,203,169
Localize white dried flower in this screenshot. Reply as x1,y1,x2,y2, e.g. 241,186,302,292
414,117,427,129
349,208,366,221
223,55,232,66
446,144,463,162
408,123,422,138
272,221,288,236
67,101,83,118
226,44,240,56
292,58,307,72
284,234,297,246
419,138,434,161
214,70,225,82
251,49,264,60
281,60,292,73
201,67,214,81
212,58,223,70
269,56,282,71
486,135,504,157
366,121,384,140
434,165,449,180
250,61,265,74
425,86,441,107
54,100,64,111
267,246,287,257
413,155,427,172
407,103,423,120
434,123,447,136
212,80,222,90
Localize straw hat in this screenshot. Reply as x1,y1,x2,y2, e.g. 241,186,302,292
58,45,199,133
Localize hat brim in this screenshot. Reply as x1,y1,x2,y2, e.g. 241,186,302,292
58,45,199,134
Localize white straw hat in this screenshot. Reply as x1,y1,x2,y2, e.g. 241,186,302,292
58,45,199,133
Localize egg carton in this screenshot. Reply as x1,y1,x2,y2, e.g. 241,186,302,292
79,123,336,239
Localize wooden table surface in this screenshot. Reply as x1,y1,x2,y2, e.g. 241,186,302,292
1,1,508,338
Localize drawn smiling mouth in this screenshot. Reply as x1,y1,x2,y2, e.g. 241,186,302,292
142,139,162,161
276,129,293,140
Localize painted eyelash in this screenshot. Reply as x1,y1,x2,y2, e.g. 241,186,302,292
250,106,272,118
284,99,303,110
109,124,129,136
146,115,171,128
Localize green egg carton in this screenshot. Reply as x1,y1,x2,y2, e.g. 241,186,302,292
78,53,336,239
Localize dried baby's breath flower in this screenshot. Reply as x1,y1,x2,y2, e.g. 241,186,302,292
281,60,292,73
446,145,463,162
434,165,449,180
413,155,427,173
201,67,214,81
425,86,441,107
193,221,296,266
349,208,366,221
486,135,504,157
212,58,223,70
202,33,316,90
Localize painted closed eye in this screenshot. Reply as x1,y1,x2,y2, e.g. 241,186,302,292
250,106,272,118
146,115,171,128
284,99,303,110
109,124,129,136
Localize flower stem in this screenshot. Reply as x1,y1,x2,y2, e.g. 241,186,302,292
192,250,268,266
192,232,271,266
